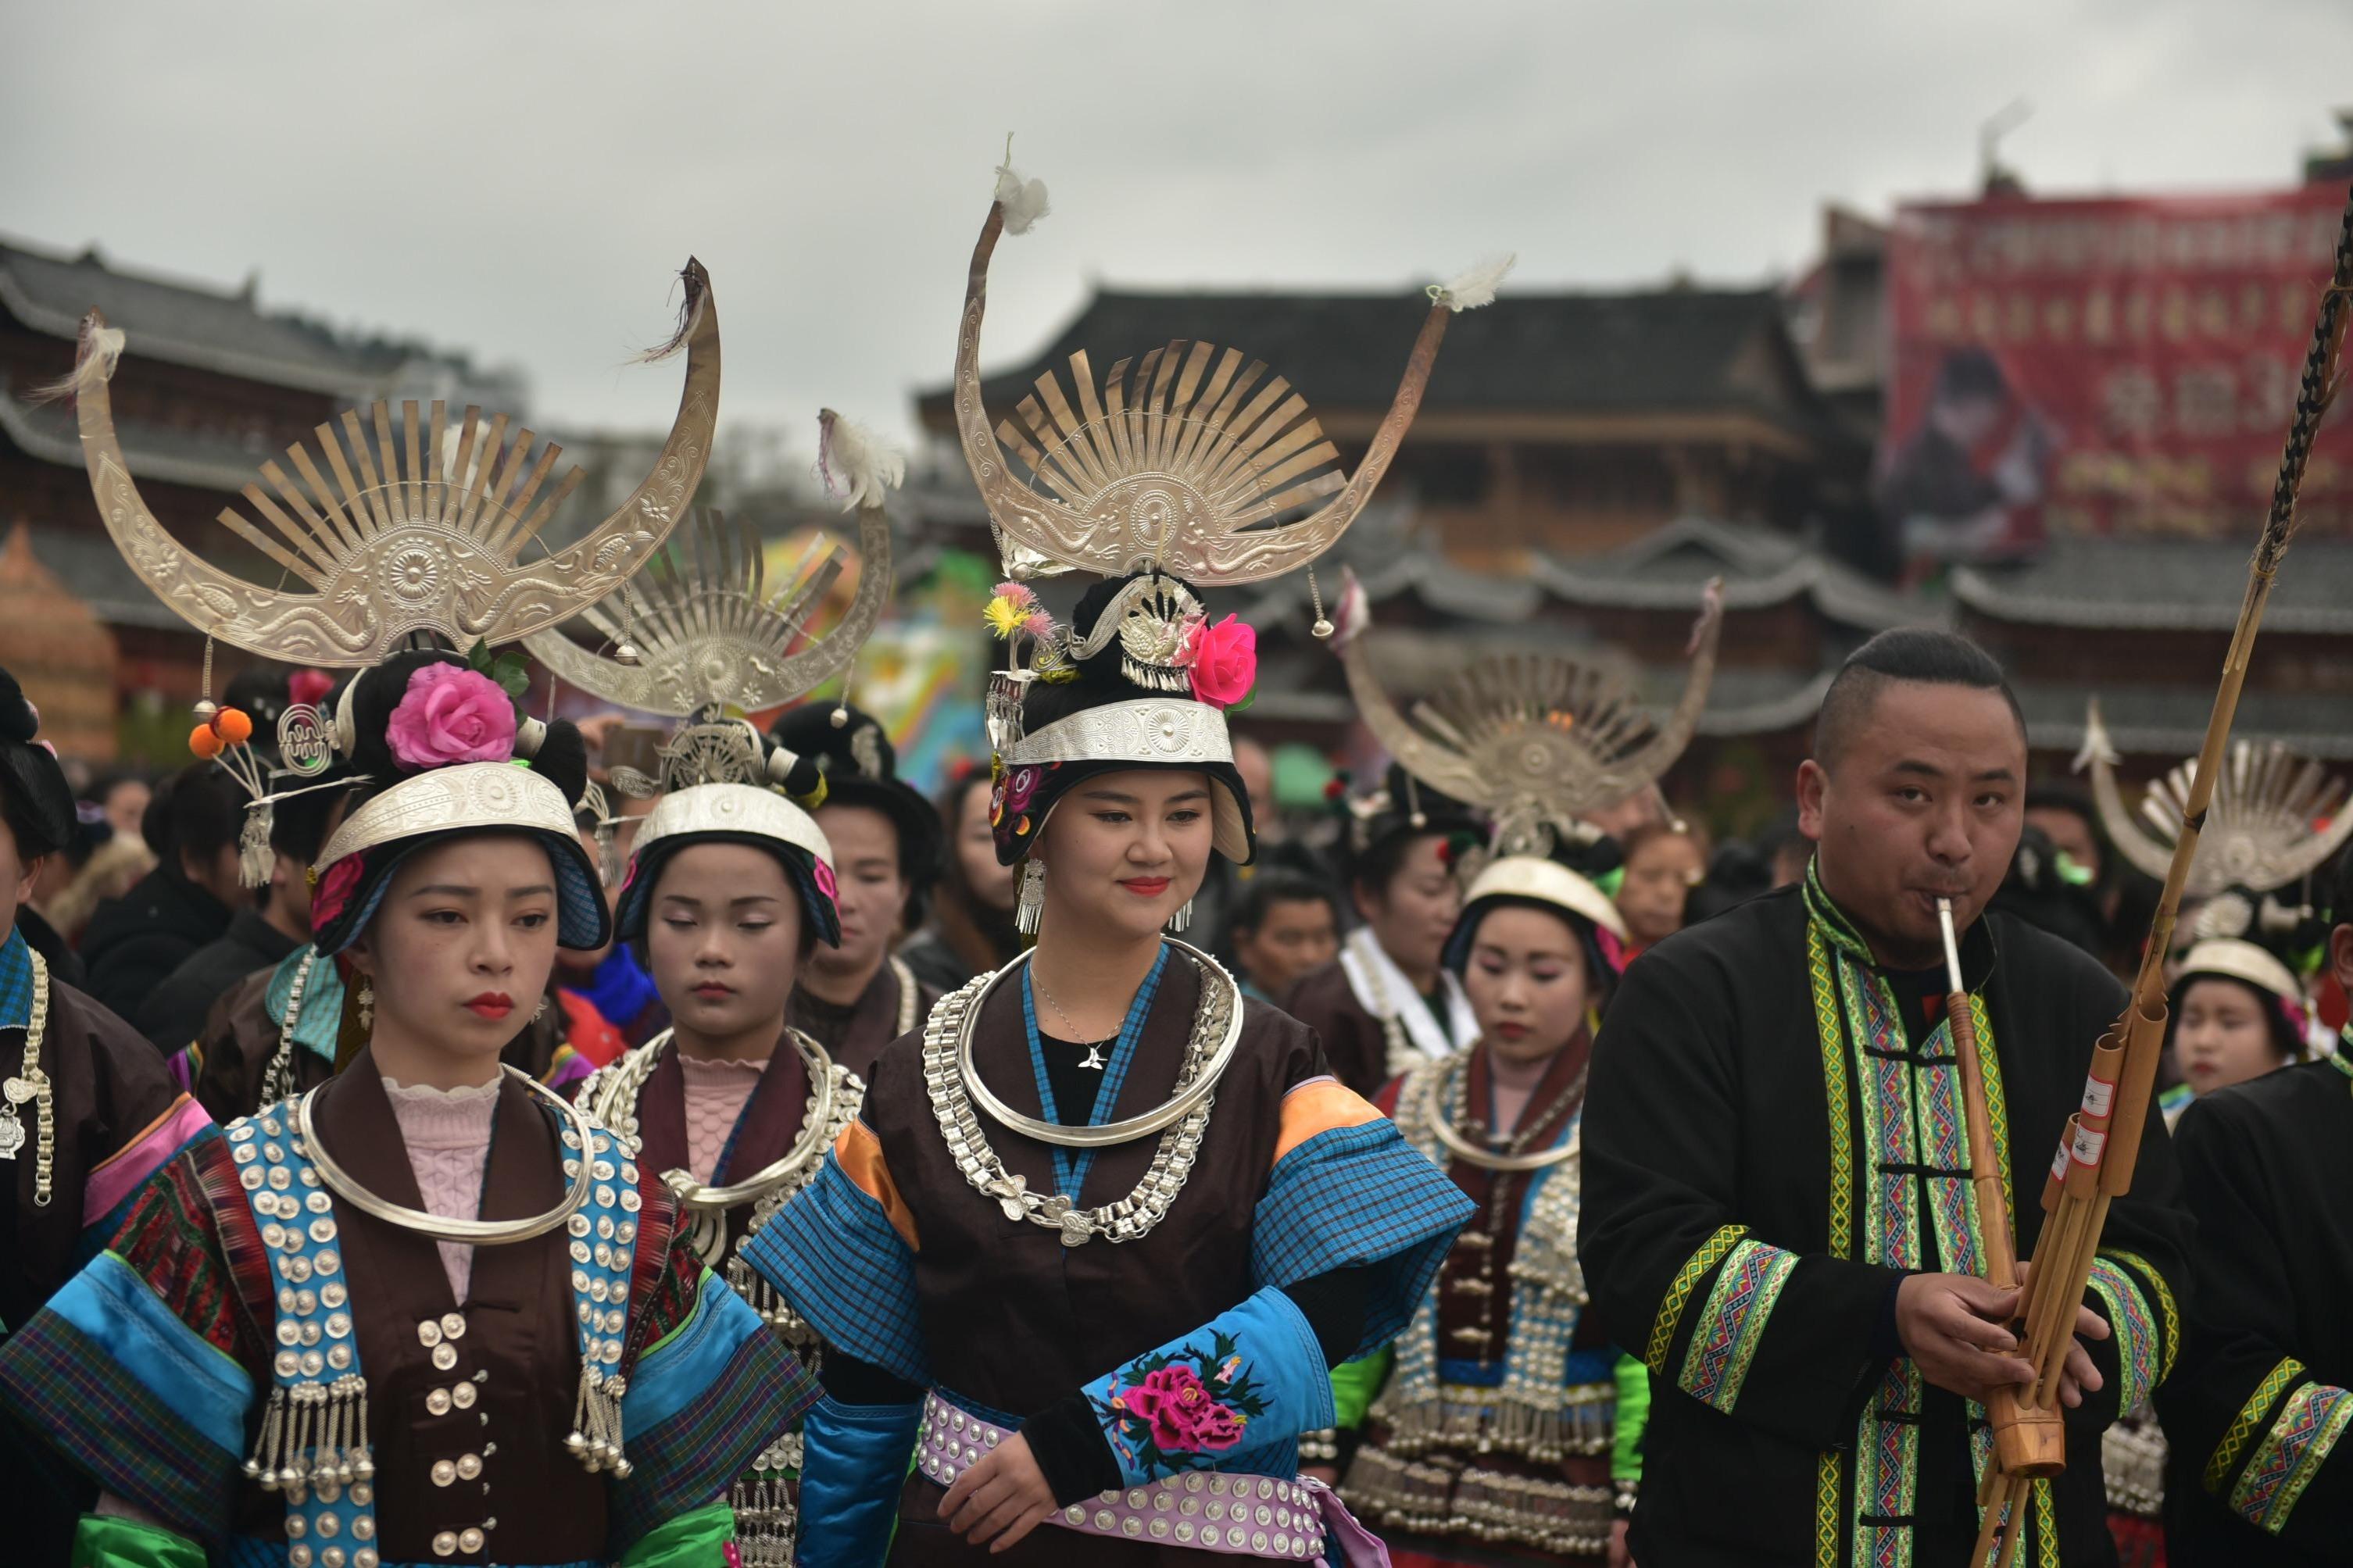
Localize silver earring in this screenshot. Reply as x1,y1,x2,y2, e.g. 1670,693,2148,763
534,995,550,1023
1167,898,1193,934
1016,860,1046,936
356,979,374,1032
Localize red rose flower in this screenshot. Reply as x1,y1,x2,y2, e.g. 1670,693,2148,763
1176,614,1256,709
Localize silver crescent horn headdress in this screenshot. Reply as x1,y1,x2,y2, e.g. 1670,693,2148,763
1331,568,1725,859
955,156,1506,586
524,409,897,724
2076,698,2353,902
62,260,721,666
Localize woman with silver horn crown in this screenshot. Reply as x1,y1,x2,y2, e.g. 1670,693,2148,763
736,148,1508,1566
548,409,903,1567
0,264,825,1568
1305,570,1722,1563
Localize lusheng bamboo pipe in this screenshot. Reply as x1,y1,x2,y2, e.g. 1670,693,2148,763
1965,176,2353,1568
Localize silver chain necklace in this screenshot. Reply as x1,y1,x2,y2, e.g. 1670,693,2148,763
1032,968,1114,1071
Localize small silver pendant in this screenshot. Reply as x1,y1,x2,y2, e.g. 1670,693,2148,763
1078,1045,1107,1070
0,1105,22,1159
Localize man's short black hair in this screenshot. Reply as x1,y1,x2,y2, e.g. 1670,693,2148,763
1232,870,1342,937
1934,346,2010,405
2327,841,2353,940
1813,628,2026,770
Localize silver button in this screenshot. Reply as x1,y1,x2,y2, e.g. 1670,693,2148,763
452,1380,477,1409
431,1532,456,1558
457,1527,484,1552
418,1320,443,1348
440,1313,466,1340
431,1342,458,1371
427,1389,452,1416
431,1459,458,1486
456,1453,482,1480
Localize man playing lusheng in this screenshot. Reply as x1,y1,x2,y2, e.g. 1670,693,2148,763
1578,628,2191,1566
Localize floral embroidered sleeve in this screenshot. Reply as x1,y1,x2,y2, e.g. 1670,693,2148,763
1078,1287,1337,1488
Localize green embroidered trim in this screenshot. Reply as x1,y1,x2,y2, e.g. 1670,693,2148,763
1815,1450,1843,1568
1806,922,1856,1260
1646,1223,1748,1374
1677,1238,1800,1413
2230,1381,2353,1533
1968,993,2012,1232
2208,1356,2307,1495
2034,1477,2058,1567
2101,1248,2182,1382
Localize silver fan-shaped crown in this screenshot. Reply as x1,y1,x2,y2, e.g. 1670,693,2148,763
526,502,891,719
1332,570,1725,858
70,262,721,665
2076,700,2353,899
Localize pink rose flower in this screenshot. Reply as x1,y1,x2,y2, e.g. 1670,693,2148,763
1135,1365,1218,1451
1189,1402,1246,1452
384,664,517,770
312,855,366,930
289,669,335,709
1177,614,1256,709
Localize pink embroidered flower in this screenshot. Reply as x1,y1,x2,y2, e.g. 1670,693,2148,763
1190,1402,1246,1452
312,855,366,930
812,858,839,908
1176,614,1256,709
1133,1365,1221,1451
385,664,517,770
1002,765,1042,817
289,669,335,709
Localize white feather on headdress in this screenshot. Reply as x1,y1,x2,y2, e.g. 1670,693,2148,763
817,409,907,513
32,313,125,403
1435,253,1516,313
992,138,1050,236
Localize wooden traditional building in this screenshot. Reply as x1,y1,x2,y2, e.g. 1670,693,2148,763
0,237,512,762
913,283,1861,566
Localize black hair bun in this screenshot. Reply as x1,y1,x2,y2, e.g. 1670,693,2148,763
530,718,589,808
767,738,824,800
1557,832,1624,884
0,665,38,745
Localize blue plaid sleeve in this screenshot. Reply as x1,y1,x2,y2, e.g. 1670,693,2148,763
1251,1119,1474,1359
739,1145,932,1388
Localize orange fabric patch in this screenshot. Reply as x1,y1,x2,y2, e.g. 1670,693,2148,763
1274,1077,1385,1166
835,1120,921,1251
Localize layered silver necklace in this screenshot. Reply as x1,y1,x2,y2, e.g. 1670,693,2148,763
922,938,1243,1248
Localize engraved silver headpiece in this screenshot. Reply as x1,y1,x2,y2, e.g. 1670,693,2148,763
2077,700,2353,902
524,410,897,719
61,262,721,665
1329,568,1724,859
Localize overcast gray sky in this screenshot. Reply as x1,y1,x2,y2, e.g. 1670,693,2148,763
6,0,2349,455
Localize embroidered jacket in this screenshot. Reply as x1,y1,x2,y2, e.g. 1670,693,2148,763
1577,876,2190,1567
0,926,212,1565
746,952,1472,1564
0,1052,817,1567
2155,1054,2353,1563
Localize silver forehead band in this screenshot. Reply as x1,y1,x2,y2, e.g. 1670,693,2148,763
1001,698,1232,769
1462,855,1629,942
317,761,575,867
629,783,835,871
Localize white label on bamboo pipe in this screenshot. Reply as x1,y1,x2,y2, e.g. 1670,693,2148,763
2071,1123,2108,1167
2051,1138,2071,1184
2080,1073,2115,1118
